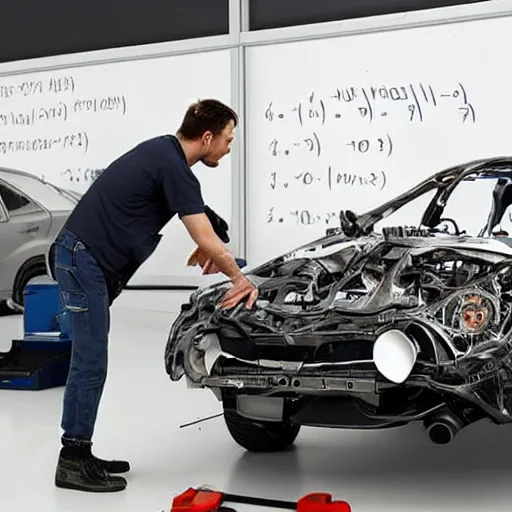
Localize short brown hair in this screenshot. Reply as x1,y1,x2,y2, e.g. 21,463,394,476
177,99,238,140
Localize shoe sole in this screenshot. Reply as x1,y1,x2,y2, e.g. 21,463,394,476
56,480,127,493
105,468,130,474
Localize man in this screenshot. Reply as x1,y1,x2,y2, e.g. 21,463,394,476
48,99,258,493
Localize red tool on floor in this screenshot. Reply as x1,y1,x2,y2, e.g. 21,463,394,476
171,487,352,512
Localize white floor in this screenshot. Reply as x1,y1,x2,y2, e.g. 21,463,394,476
2,290,512,512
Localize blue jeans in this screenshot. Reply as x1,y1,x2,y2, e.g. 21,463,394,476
50,228,110,441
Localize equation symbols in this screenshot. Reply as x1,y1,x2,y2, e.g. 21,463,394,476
73,95,127,116
265,101,285,121
48,76,75,94
0,131,89,155
266,208,338,226
294,171,321,186
264,81,476,126
331,87,357,103
292,91,326,127
267,133,392,162
61,167,104,184
291,210,337,226
459,104,476,124
268,166,387,192
268,132,321,157
327,166,387,191
346,134,393,158
270,172,290,189
266,207,285,224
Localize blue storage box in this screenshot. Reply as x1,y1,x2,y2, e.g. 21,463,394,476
23,277,70,337
0,277,72,391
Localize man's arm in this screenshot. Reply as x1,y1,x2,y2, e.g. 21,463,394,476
181,213,242,281
159,156,258,308
181,213,258,309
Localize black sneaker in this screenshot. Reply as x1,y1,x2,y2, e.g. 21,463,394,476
55,440,127,493
62,436,130,474
91,454,130,474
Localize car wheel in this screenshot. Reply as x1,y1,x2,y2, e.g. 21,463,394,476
0,301,13,316
12,256,48,308
223,408,301,452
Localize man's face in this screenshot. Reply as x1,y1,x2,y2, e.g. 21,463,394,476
201,120,235,168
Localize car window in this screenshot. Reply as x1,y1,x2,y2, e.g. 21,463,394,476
0,183,42,217
372,178,498,237
441,178,495,236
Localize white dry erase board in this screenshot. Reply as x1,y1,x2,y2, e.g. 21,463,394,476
244,14,512,267
0,48,232,287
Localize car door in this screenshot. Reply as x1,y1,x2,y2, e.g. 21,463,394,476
0,181,49,295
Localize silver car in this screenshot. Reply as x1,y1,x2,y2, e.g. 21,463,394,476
0,167,81,313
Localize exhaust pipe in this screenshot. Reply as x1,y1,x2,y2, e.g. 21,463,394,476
424,410,465,445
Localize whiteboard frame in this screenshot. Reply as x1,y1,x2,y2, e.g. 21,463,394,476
228,0,248,260
2,0,512,286
0,34,236,76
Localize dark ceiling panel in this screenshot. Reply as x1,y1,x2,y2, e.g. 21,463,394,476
249,0,489,31
0,0,229,64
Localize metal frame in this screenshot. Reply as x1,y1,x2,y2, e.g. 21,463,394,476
0,34,236,77
1,0,512,273
228,0,248,259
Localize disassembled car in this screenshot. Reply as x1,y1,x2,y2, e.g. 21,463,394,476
165,157,512,451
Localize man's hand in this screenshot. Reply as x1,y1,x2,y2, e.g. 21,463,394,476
187,247,207,267
188,246,257,306
187,247,221,274
181,213,258,309
181,212,259,309
220,275,259,309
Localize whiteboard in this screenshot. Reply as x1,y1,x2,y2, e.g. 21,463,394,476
244,15,512,267
0,48,232,286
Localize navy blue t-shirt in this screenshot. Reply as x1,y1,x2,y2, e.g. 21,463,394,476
64,135,205,287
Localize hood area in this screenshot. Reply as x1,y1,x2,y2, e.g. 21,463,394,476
164,156,512,385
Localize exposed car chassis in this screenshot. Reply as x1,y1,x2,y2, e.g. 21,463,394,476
165,157,512,452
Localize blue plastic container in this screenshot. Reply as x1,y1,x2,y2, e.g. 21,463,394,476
0,277,72,390
23,277,70,337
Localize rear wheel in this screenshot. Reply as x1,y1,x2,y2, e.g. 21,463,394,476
0,301,13,316
223,408,301,452
12,256,48,308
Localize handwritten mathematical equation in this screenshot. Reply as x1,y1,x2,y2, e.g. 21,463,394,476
0,76,75,100
266,207,340,226
270,166,387,192
0,132,89,155
265,82,476,125
268,133,393,159
60,168,104,184
0,95,127,128
73,96,127,116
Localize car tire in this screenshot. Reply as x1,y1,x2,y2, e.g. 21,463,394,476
12,256,48,308
0,301,13,316
223,408,301,453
